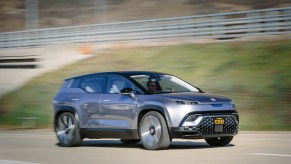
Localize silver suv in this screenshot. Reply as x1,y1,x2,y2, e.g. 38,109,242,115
53,71,239,150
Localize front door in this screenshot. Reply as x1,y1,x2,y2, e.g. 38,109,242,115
100,75,139,129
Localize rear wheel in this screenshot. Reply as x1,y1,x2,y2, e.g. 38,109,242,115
205,136,233,146
120,139,140,144
139,111,171,150
55,112,81,147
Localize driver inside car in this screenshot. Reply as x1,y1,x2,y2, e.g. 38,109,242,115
146,81,162,92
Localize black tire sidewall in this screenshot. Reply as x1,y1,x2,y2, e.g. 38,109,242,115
56,112,81,147
139,111,170,150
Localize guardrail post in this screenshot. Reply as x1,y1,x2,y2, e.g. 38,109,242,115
247,12,261,36
265,10,280,33
211,15,225,39
283,8,291,34
25,0,39,30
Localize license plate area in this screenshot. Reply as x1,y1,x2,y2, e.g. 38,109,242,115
213,117,224,132
213,117,225,125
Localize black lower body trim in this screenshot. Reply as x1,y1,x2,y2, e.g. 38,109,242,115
80,128,139,139
170,127,238,139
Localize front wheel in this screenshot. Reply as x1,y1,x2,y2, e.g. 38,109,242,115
55,112,81,147
139,111,171,150
205,136,234,146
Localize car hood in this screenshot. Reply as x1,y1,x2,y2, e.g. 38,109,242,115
157,92,231,103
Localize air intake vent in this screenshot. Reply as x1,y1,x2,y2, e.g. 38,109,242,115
198,116,238,135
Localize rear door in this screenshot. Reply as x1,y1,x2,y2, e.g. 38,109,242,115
72,75,106,128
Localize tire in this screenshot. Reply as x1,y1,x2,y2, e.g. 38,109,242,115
139,111,171,150
205,136,234,146
55,112,81,147
120,139,140,144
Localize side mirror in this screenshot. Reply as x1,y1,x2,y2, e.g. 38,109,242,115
120,88,136,98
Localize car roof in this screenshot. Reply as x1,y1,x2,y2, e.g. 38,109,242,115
65,71,171,80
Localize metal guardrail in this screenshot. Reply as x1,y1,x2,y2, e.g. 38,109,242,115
0,7,291,48
0,55,39,69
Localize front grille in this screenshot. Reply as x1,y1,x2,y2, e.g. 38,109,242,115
197,116,238,135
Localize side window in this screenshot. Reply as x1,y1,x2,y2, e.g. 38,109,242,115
69,78,82,88
80,76,105,93
107,76,137,94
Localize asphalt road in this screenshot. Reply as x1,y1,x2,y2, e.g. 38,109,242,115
0,130,290,164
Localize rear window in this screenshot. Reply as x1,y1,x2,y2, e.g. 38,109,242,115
80,76,105,93
61,76,106,93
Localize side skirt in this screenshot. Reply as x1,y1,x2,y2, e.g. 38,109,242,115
80,128,139,139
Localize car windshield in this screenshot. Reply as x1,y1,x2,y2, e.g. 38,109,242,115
130,74,200,93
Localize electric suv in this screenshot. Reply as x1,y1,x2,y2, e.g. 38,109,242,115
53,71,239,150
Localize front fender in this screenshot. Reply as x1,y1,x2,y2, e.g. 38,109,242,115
54,105,79,129
140,103,173,128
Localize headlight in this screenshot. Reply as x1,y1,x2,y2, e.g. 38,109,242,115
176,100,198,105
176,100,186,104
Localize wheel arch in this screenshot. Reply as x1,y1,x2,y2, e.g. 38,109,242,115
138,105,173,138
54,105,79,130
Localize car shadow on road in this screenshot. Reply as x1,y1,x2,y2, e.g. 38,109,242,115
80,140,142,149
77,139,235,150
169,140,235,149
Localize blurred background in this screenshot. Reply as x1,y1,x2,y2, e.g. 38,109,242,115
1,0,291,31
0,0,290,130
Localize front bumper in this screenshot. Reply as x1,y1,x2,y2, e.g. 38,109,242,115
170,112,239,139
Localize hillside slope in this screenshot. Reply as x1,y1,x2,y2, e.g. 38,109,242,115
0,40,290,130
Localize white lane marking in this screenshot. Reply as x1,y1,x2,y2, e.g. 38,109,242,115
0,159,40,164
240,133,291,136
250,153,291,157
0,132,54,138
0,131,53,134
237,138,291,141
